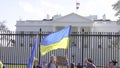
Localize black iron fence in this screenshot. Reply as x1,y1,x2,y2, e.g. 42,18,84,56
0,31,120,68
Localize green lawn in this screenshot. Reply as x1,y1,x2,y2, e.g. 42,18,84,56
6,64,26,68
6,64,104,68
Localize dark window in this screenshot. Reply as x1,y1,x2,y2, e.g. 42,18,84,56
20,43,24,47
72,32,78,34
108,45,112,48
71,42,77,47
21,31,24,34
20,31,24,37
29,43,33,47
30,32,34,38
98,45,102,48
84,44,88,48
107,33,112,39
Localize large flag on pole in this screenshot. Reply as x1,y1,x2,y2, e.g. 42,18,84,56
76,2,80,9
40,25,71,56
27,35,38,68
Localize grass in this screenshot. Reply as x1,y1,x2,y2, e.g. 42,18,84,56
6,64,104,68
6,64,26,68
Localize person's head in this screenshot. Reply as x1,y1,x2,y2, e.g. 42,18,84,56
84,58,93,64
109,60,118,67
33,59,39,66
50,55,56,63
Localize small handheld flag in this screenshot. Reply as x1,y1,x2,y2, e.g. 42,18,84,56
40,25,71,55
27,35,38,68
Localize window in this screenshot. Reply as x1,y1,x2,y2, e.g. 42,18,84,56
20,43,24,47
108,36,112,39
21,31,24,34
71,42,77,47
98,45,102,48
30,32,33,38
84,44,88,48
56,26,64,31
98,32,102,39
80,27,90,32
72,32,78,34
108,45,112,48
20,31,24,37
29,43,33,47
107,33,112,39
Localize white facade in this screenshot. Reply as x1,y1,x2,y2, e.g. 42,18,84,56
16,13,120,32
14,13,120,66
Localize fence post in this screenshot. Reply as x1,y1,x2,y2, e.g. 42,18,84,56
39,28,42,64
82,29,84,68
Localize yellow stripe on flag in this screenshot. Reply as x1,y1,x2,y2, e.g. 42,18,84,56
41,37,69,55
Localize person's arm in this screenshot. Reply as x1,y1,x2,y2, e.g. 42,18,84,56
92,64,96,68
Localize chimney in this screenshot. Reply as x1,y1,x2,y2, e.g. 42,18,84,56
47,14,50,20
103,14,106,20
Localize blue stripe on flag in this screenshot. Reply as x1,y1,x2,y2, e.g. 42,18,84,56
40,25,71,46
27,38,37,68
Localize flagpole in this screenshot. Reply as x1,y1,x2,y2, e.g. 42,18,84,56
76,0,77,13
76,0,80,14
39,28,42,64
27,34,38,68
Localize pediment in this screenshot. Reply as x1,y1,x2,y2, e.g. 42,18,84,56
53,13,93,23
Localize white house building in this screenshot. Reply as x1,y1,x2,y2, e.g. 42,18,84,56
13,13,120,66
16,13,120,32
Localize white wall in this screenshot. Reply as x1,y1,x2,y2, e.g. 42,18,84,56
16,21,54,32
16,26,54,32
92,22,120,32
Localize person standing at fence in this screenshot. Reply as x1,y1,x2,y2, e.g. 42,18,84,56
65,55,69,68
84,58,96,68
47,55,58,68
33,58,42,68
69,63,74,68
107,60,118,68
42,61,47,68
77,63,82,68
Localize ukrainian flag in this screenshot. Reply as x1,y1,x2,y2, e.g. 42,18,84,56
40,25,71,55
27,35,38,68
0,61,3,68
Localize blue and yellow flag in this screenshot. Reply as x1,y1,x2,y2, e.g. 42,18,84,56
0,61,3,68
27,35,38,68
40,25,71,55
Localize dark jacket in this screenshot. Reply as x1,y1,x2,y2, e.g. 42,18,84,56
3,64,6,68
47,63,58,68
33,65,42,68
77,65,82,68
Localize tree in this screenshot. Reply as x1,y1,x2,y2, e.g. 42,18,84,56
0,20,9,31
0,21,14,47
113,0,120,23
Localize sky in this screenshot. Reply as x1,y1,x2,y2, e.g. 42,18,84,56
0,0,118,31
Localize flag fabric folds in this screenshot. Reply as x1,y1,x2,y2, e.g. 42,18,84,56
27,35,38,68
40,25,71,56
0,61,3,68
